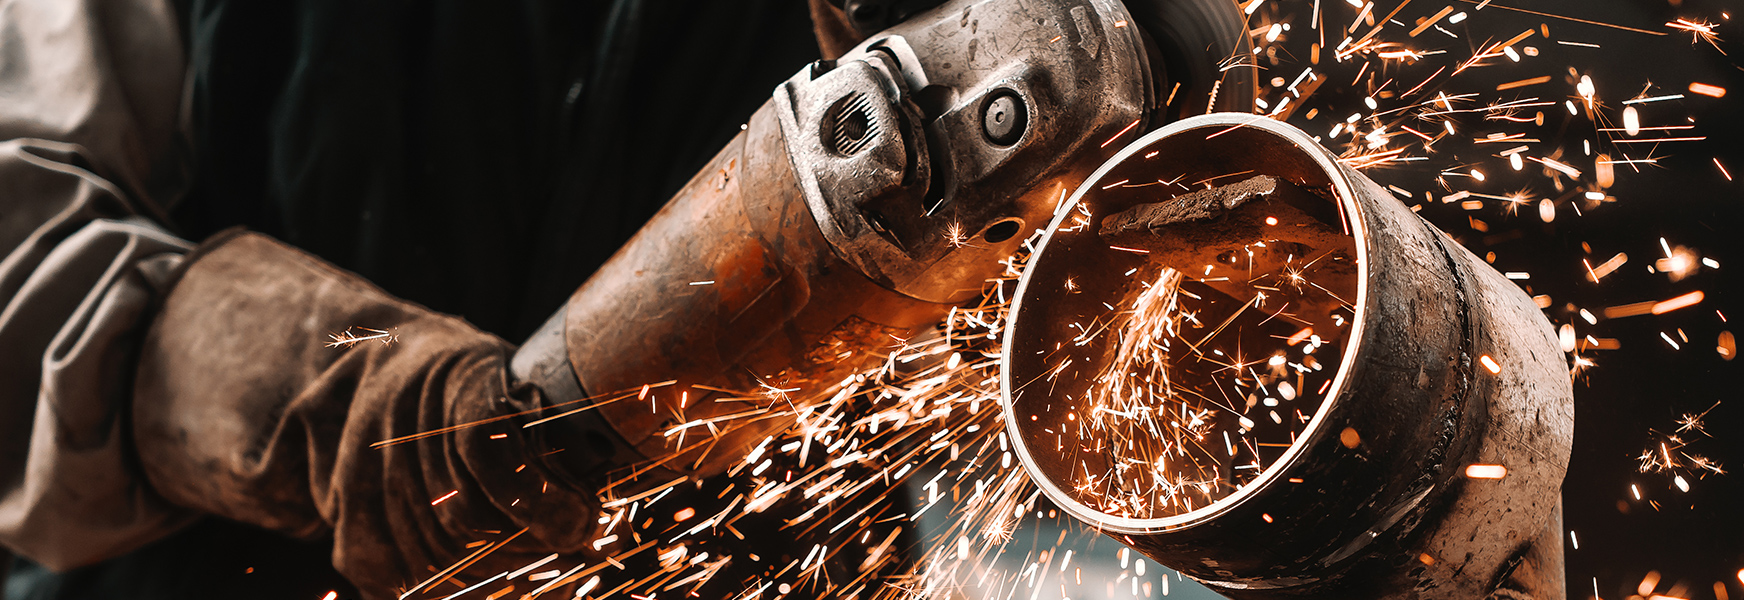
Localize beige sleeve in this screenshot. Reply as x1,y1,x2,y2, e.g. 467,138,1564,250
0,0,195,572
0,141,197,569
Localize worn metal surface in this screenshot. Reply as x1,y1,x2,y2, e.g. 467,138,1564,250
775,0,1157,303
554,104,941,479
1002,114,1573,599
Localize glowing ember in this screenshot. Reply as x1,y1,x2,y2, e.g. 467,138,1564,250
1464,464,1509,479
1480,354,1503,374
324,326,397,348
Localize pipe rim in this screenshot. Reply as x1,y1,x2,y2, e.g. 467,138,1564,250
1000,113,1373,534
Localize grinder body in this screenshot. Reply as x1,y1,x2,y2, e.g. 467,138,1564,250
513,0,1253,479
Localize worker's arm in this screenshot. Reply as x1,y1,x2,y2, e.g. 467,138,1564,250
0,139,195,568
0,0,197,571
0,0,606,595
131,230,606,596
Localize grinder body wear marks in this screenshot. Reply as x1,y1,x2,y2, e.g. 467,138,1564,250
1001,114,1573,599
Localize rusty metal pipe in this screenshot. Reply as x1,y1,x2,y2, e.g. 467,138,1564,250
1002,114,1574,599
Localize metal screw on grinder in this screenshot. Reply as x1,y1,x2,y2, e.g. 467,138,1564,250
982,93,1025,145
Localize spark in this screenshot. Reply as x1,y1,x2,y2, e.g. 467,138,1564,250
1651,291,1704,314
1101,119,1142,149
1622,94,1685,105
325,326,397,348
1464,464,1508,479
1496,75,1550,91
1665,19,1723,52
1688,82,1726,98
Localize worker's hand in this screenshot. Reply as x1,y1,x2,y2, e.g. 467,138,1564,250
135,232,605,598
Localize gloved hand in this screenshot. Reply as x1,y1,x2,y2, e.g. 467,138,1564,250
133,230,605,597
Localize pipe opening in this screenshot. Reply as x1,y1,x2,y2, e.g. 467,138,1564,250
1004,116,1367,530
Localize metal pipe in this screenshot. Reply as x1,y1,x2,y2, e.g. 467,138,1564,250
1002,114,1573,599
